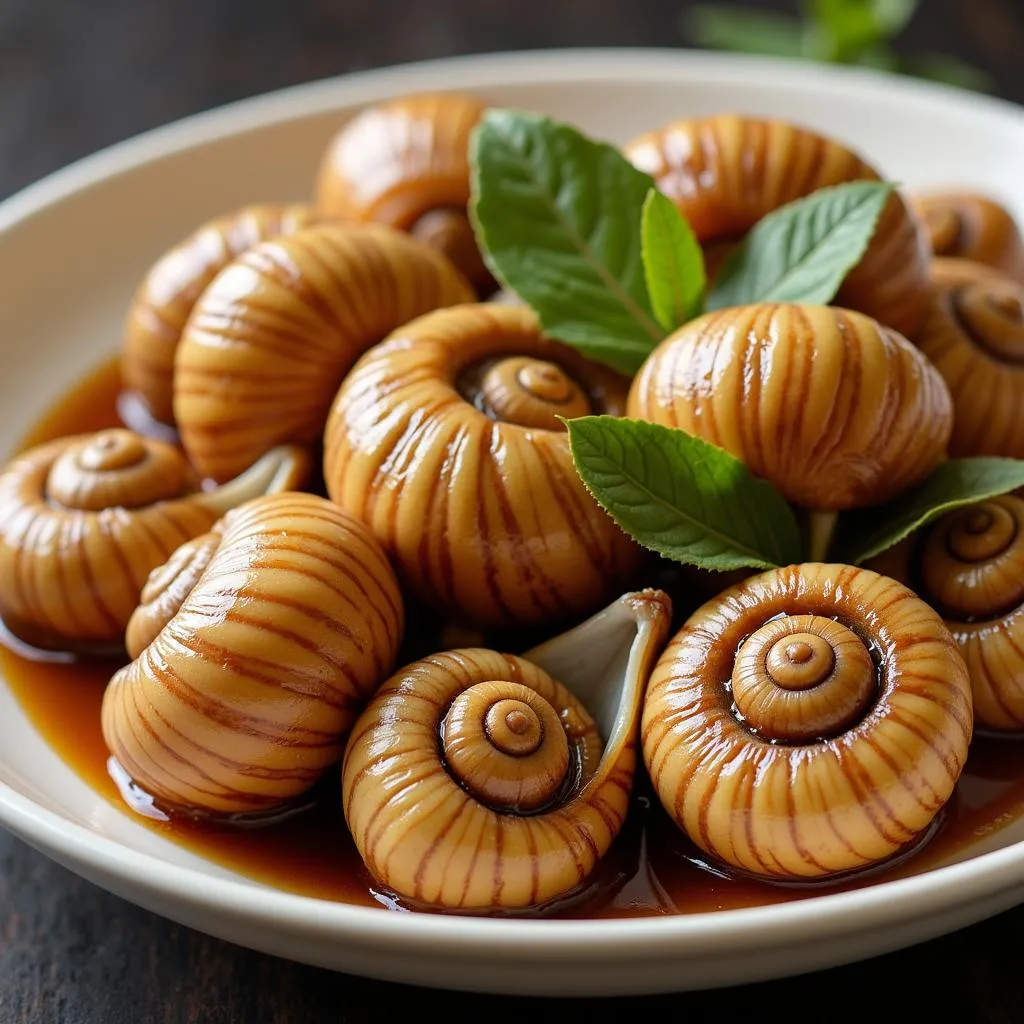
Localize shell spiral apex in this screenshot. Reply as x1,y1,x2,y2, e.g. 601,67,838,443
624,114,932,336
0,430,307,650
627,303,953,510
173,222,474,483
323,302,644,627
102,491,405,817
342,589,672,910
642,563,972,880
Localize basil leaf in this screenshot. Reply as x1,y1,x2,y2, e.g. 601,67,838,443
641,189,706,332
470,110,663,375
839,457,1024,564
566,416,802,571
686,6,808,57
707,180,894,310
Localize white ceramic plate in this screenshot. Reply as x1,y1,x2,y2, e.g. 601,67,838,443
2,48,1024,998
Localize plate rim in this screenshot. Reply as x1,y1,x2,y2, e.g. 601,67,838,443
2,44,1024,961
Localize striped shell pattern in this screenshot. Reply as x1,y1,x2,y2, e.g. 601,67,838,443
101,492,404,817
642,564,972,879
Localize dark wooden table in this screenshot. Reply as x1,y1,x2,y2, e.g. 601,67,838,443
3,1,1024,1020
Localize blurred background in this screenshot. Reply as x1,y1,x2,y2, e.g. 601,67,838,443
1,0,1021,202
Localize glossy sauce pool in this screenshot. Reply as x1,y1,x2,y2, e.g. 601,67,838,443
5,358,1024,918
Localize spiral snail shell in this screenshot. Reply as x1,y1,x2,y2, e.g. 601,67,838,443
912,192,1024,281
121,203,324,430
914,258,1024,458
323,303,643,627
173,222,474,483
102,491,404,817
0,430,307,650
627,303,953,510
314,92,493,294
643,564,972,880
343,589,671,910
870,496,1024,733
624,115,932,337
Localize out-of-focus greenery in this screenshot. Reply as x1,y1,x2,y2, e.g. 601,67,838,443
686,0,993,90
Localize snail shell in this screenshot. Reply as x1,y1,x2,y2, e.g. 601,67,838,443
643,563,972,880
624,115,932,337
122,203,324,429
627,303,953,510
343,589,672,910
914,258,1024,457
102,491,404,816
870,496,1024,732
912,192,1024,281
314,92,493,293
0,430,307,649
323,303,643,627
173,223,474,483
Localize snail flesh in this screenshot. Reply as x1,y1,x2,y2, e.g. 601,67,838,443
0,429,307,650
173,222,474,483
624,115,932,337
914,258,1024,458
314,92,493,294
342,589,672,910
643,563,972,880
627,303,953,510
323,303,644,627
102,491,404,817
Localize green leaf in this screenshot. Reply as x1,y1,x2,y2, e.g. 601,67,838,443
566,416,802,571
804,0,916,57
900,54,994,93
641,189,706,332
470,110,663,375
838,458,1024,564
686,5,808,57
707,180,893,310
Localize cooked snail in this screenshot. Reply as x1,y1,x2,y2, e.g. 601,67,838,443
102,491,404,817
914,258,1024,457
323,303,643,627
643,563,972,880
314,92,493,294
173,222,474,483
912,192,1024,281
0,429,307,650
343,589,671,910
627,303,953,510
121,203,324,431
870,496,1024,733
624,115,932,337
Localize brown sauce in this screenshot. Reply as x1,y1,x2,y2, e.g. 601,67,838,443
5,357,1024,918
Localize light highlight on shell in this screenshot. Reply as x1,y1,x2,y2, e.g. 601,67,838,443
642,563,972,879
102,491,404,816
624,114,932,337
627,303,953,510
323,302,643,627
173,222,474,483
343,589,671,910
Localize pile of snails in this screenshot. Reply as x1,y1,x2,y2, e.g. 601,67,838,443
4,89,1024,914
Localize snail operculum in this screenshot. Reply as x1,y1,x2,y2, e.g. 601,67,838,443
342,589,672,910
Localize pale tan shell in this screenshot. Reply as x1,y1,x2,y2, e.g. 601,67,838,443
870,496,1024,732
627,303,953,510
624,115,933,337
122,203,323,428
324,303,643,627
0,429,307,650
914,258,1024,458
912,192,1024,281
642,564,972,880
343,590,671,910
102,492,404,817
173,222,474,483
314,92,492,292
